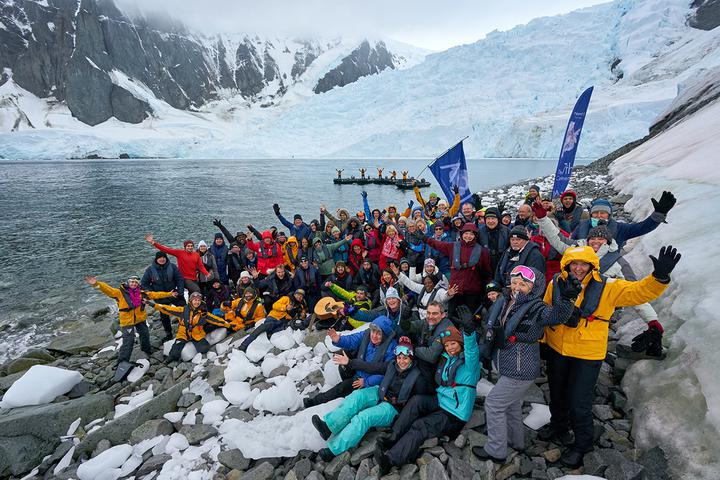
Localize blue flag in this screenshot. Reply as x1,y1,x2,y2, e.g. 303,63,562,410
551,86,594,198
429,141,473,204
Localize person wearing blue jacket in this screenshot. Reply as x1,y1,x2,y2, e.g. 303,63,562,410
375,306,481,473
311,337,435,461
570,192,675,248
273,203,311,241
303,316,397,408
210,233,229,284
141,251,184,341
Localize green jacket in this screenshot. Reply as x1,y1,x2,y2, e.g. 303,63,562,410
311,238,349,276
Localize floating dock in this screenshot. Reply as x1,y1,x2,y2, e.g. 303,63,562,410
333,176,431,189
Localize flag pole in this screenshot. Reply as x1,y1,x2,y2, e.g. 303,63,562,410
415,136,469,179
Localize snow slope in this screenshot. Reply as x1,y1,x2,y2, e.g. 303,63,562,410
1,0,719,160
609,98,720,478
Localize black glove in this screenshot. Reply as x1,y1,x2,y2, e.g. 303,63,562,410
631,321,663,356
650,245,681,280
221,300,232,308
455,305,475,334
557,276,582,301
564,307,581,328
651,191,676,215
213,218,222,228
452,184,460,195
273,203,280,215
472,193,483,210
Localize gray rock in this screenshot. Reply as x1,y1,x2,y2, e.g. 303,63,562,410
399,463,418,480
5,357,49,374
92,439,111,458
314,40,395,94
350,434,378,464
177,392,200,408
0,371,24,393
130,419,174,444
137,454,172,477
76,379,189,457
338,464,356,480
425,446,445,457
306,471,325,480
37,440,73,474
218,449,251,471
303,331,327,348
270,365,291,377
465,410,485,430
447,457,474,480
47,323,113,355
605,460,644,480
0,393,114,477
531,469,549,479
242,461,274,480
325,451,351,480
291,457,313,479
419,457,448,480
593,404,615,421
637,446,670,480
523,383,545,404
421,437,438,449
495,458,519,480
225,407,254,422
179,424,218,444
67,380,92,399
206,366,227,388
546,467,564,480
20,348,55,362
463,430,486,448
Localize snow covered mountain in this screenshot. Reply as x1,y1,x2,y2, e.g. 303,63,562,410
0,0,719,160
0,0,426,127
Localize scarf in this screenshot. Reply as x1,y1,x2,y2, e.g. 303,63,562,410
127,287,142,308
381,235,400,259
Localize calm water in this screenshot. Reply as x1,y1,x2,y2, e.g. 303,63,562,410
0,157,589,362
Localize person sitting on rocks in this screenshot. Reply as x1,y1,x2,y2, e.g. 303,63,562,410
532,200,666,358
303,316,397,408
354,257,381,298
539,245,680,468
325,283,373,328
148,291,230,363
85,275,176,364
570,191,676,248
292,256,321,310
255,263,294,313
375,307,480,474
239,289,308,352
206,278,231,313
472,266,579,463
220,286,266,331
349,287,412,335
145,233,209,294
235,270,255,297
141,251,185,342
495,225,546,288
312,337,434,462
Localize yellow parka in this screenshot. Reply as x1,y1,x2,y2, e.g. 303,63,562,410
220,297,267,330
414,186,460,218
94,281,173,327
283,236,299,271
543,246,669,360
153,304,228,341
268,296,307,321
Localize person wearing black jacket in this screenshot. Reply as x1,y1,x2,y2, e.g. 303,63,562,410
213,218,248,250
226,243,245,288
478,208,510,273
495,226,546,287
354,257,381,299
141,251,184,341
256,263,293,312
293,256,321,310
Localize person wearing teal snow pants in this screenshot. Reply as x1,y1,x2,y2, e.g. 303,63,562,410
312,337,434,461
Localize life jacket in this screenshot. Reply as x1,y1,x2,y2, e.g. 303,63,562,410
498,243,537,283
435,353,467,387
357,329,395,362
484,295,544,343
478,225,509,255
420,317,454,348
285,243,299,265
258,243,281,259
148,264,174,287
417,285,443,311
118,285,144,312
452,242,482,270
599,249,622,274
552,273,608,322
235,298,262,321
378,363,421,406
181,305,204,335
227,253,242,272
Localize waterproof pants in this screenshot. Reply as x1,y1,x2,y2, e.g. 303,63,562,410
306,365,356,407
184,280,201,294
386,399,465,466
324,386,398,455
239,318,286,351
118,322,151,363
483,376,533,458
167,338,210,362
545,347,602,453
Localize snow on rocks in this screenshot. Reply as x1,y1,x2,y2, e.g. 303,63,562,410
252,377,302,414
245,333,274,362
180,342,198,362
76,444,133,480
0,365,83,408
126,358,150,383
200,399,229,425
524,403,552,430
221,381,260,409
224,350,261,382
270,329,297,350
114,385,154,419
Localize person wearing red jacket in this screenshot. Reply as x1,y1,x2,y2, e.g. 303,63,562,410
347,238,366,276
245,229,284,275
363,223,382,263
145,233,209,294
422,222,492,316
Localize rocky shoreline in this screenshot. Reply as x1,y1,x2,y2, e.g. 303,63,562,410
0,149,671,480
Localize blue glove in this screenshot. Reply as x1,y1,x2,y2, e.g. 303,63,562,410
408,200,414,209
361,191,368,199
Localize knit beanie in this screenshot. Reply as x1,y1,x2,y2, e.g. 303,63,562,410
385,287,401,301
155,251,168,261
198,240,208,248
484,207,500,219
441,326,464,346
485,281,502,294
395,336,414,357
591,198,612,215
214,232,223,240
331,226,341,234
243,286,256,296
509,225,529,241
530,184,540,192
587,224,613,242
183,239,194,247
424,258,436,267
294,214,302,221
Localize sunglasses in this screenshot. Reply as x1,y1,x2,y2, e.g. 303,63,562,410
510,265,536,283
439,330,454,338
434,227,444,230
394,345,413,356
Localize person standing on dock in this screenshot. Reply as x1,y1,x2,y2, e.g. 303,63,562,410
360,168,367,179
390,170,397,180
402,170,409,181
377,168,384,178
336,169,344,179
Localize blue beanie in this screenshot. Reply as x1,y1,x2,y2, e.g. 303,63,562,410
591,198,612,215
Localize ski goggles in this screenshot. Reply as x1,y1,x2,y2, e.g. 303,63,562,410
510,265,536,283
394,345,413,357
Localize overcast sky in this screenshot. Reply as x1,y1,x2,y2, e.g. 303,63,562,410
116,0,610,51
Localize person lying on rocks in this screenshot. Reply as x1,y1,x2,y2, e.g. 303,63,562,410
538,244,681,468
303,316,397,409
147,291,230,363
312,337,434,462
472,265,579,463
237,288,309,352
570,191,676,248
219,286,266,331
532,199,666,358
374,306,480,474
84,275,177,364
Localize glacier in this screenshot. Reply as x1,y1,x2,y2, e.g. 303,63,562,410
1,0,720,160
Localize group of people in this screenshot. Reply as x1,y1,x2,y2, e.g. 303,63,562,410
85,183,681,470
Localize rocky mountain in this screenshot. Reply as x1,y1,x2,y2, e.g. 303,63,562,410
0,0,425,126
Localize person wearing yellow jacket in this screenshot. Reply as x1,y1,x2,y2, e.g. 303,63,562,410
238,289,308,352
414,185,460,219
540,245,681,468
84,275,176,363
283,236,300,272
149,291,230,363
220,286,267,330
